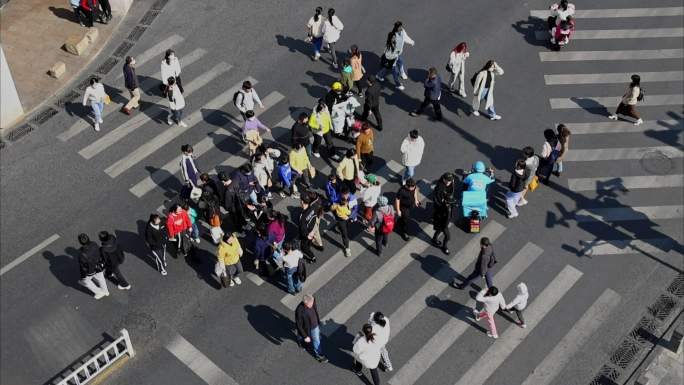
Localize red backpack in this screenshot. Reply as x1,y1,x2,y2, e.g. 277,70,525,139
381,210,395,234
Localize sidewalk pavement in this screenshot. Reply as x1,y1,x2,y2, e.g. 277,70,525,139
0,0,124,123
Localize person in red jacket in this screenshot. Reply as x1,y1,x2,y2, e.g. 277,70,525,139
166,204,192,257
79,0,98,27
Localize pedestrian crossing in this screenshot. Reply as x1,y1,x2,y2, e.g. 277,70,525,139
534,27,684,40
544,71,684,85
539,48,684,62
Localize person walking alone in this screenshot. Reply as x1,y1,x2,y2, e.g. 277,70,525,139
331,196,353,257
506,159,529,219
471,60,504,120
369,196,395,257
322,8,344,68
369,312,393,371
356,122,374,171
82,77,107,132
432,173,455,255
295,294,329,362
504,282,529,328
361,75,383,131
447,42,469,97
474,286,507,339
453,237,497,289
609,74,644,125
216,233,244,288
234,80,264,121
77,233,109,299
121,56,140,115
145,213,168,276
410,67,443,121
98,231,131,290
400,129,425,184
166,77,186,127
395,178,420,241
306,7,325,61
160,49,183,94
352,323,383,385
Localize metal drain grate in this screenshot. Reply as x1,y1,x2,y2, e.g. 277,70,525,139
139,10,160,25
648,295,678,321
31,107,59,125
667,273,684,297
610,339,642,369
629,316,659,345
7,124,34,142
96,57,119,75
113,41,134,58
152,0,169,10
588,365,620,385
55,90,81,108
127,26,146,41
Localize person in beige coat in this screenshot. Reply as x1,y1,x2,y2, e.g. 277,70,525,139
472,60,504,120
608,74,643,125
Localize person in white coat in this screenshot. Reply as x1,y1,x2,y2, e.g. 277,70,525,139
369,311,393,371
166,77,186,127
400,129,425,184
447,42,469,97
161,49,183,94
504,282,529,328
322,8,344,68
82,77,107,131
474,286,507,339
234,80,264,121
391,21,415,80
352,324,383,385
306,6,325,61
472,60,504,120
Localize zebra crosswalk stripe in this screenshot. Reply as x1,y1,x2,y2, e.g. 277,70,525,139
530,7,684,18
549,94,684,109
452,265,583,385
563,146,684,162
389,242,543,385
567,174,684,192
575,205,684,222
104,77,256,178
59,48,208,142
128,91,284,198
539,49,684,62
563,120,683,134
114,34,185,80
535,28,684,40
544,71,684,85
79,62,233,160
577,238,676,257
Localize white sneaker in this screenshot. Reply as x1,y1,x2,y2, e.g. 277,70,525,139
377,76,385,82
179,121,188,127
229,279,235,287
608,114,618,120
98,118,103,124
519,323,527,329
401,73,408,80
490,114,502,121
487,332,499,339
634,118,643,126
167,118,173,125
517,198,528,207
161,269,168,276
118,284,132,290
472,111,480,116
397,84,405,90
94,293,105,300
507,212,519,219
344,248,351,257
233,277,242,285
103,291,110,296
312,152,321,158
94,123,100,132
458,91,467,98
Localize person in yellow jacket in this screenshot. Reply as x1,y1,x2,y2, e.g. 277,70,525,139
309,99,335,158
337,148,361,193
355,122,374,171
331,196,352,257
289,142,312,196
216,233,244,287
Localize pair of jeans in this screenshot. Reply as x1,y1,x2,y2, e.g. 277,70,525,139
91,101,103,122
403,166,415,182
415,97,442,120
376,65,401,85
353,360,380,385
300,326,323,357
474,88,496,117
327,41,338,66
285,267,303,294
80,271,109,297
553,160,564,173
477,310,498,336
190,222,200,239
461,269,493,289
396,54,406,76
171,108,183,123
505,190,523,217
312,37,323,56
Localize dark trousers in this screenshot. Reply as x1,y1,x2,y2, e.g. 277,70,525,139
336,218,350,249
300,237,316,262
99,0,112,19
433,227,450,248
462,269,493,289
354,80,365,95
291,171,310,192
360,152,373,171
312,132,334,156
415,97,442,120
83,8,96,27
72,6,86,24
397,205,412,236
342,179,357,194
353,360,380,385
361,103,383,130
106,263,129,287
375,229,388,254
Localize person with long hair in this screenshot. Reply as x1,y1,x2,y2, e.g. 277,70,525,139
161,49,183,94
471,60,504,120
608,74,644,125
306,7,325,61
352,323,383,385
322,8,344,68
349,45,365,95
447,42,469,97
390,21,415,80
376,31,404,90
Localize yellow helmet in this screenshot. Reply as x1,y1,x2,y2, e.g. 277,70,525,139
331,82,343,91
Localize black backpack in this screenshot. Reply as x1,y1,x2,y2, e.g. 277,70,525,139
233,90,242,107
637,88,645,102
297,257,307,282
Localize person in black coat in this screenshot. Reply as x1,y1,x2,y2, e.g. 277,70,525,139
121,56,140,115
291,112,312,157
77,233,110,299
432,172,456,255
145,214,167,275
360,75,383,131
295,294,328,362
505,159,529,219
298,194,318,263
99,231,131,289
453,237,496,289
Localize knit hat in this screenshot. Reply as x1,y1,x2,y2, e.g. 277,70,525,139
365,174,377,184
377,195,388,206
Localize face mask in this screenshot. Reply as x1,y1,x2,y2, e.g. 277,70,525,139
343,65,352,73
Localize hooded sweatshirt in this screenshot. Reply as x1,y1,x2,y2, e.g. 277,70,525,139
475,288,507,315
100,235,125,266
506,283,529,311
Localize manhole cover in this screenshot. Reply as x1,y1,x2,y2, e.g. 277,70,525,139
640,151,673,175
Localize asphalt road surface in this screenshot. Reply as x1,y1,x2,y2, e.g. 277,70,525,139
1,0,682,384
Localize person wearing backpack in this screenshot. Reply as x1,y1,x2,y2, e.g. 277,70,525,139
608,74,644,126
369,196,395,257
536,129,561,184
506,159,529,219
453,237,496,289
77,233,109,299
471,60,504,120
234,81,264,121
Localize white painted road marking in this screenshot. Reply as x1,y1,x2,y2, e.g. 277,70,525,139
166,332,240,385
579,238,676,256
564,146,684,162
550,94,684,109
545,71,684,85
389,242,543,385
575,205,684,222
1,234,60,276
564,120,683,134
539,49,684,62
568,174,684,192
530,7,684,18
520,289,621,385
453,265,583,385
535,28,684,40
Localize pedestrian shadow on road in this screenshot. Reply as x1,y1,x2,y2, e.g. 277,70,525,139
305,70,339,89
567,97,611,117
43,249,92,296
275,35,311,57
119,223,159,272
322,320,359,371
441,88,473,118
511,17,550,48
426,295,486,334
185,246,222,290
244,304,297,346
48,6,78,23
643,111,684,147
412,253,453,283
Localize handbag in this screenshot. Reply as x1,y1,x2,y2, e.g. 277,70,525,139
529,176,540,192
210,226,223,244
104,95,111,105
190,186,203,201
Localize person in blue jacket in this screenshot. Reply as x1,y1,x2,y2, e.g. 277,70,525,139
325,174,341,204
463,161,494,192
278,156,295,198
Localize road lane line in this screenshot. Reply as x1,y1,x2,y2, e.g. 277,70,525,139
79,62,233,159
575,205,684,222
545,71,684,85
568,174,684,191
104,77,256,178
564,119,683,134
520,288,621,385
388,242,543,385
114,34,185,80
535,28,684,40
577,238,676,256
128,91,283,197
530,7,684,18
1,234,60,276
166,332,240,385
539,49,684,62
564,146,684,162
550,94,684,109
453,265,583,385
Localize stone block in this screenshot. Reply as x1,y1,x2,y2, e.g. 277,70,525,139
63,35,89,56
85,27,98,43
48,62,66,78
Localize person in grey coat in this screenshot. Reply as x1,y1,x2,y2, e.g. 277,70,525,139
452,237,496,289
369,196,395,257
